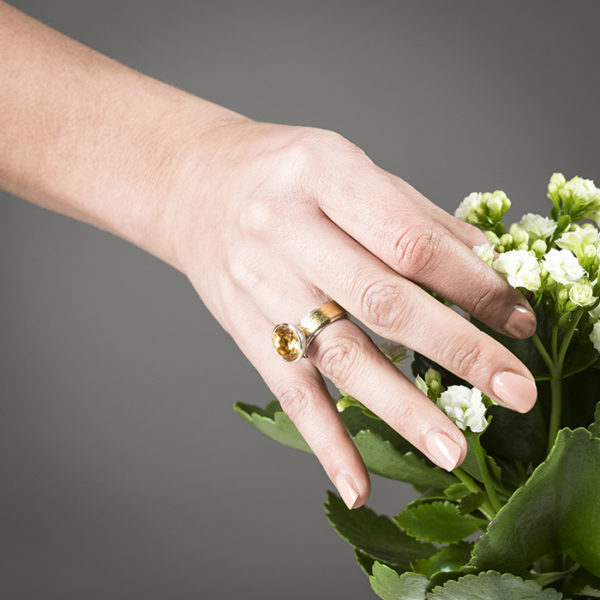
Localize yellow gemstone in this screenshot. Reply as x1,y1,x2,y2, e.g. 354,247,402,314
272,325,302,362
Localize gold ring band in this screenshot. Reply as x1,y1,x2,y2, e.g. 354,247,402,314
272,301,349,363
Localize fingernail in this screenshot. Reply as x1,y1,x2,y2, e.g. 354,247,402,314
503,305,537,338
425,431,461,471
492,371,537,412
335,474,360,509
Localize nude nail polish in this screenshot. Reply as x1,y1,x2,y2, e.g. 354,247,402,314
335,474,360,509
504,305,537,338
492,371,537,412
425,431,461,471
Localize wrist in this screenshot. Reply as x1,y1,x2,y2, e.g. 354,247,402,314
111,95,250,272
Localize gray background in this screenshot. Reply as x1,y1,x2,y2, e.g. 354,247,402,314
1,1,599,598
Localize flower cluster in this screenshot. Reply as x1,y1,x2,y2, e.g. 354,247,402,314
454,190,511,231
548,173,600,223
457,174,600,328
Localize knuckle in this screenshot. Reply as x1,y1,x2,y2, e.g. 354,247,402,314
387,400,416,428
278,381,320,423
283,128,371,179
446,342,484,379
358,280,409,333
315,334,367,383
468,278,500,318
393,223,443,276
239,195,281,235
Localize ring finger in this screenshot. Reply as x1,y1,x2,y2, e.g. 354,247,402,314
239,275,469,474
223,281,371,509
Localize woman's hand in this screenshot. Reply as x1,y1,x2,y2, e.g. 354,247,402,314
173,119,537,509
0,2,536,510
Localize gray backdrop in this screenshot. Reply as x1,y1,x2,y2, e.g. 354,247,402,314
1,1,599,598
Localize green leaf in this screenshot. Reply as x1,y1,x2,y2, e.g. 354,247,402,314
324,492,436,568
480,402,548,464
395,501,487,544
412,542,473,578
351,430,455,489
443,483,471,500
236,402,455,489
471,428,600,577
457,492,486,516
369,562,428,600
234,400,310,452
354,549,377,576
428,570,562,599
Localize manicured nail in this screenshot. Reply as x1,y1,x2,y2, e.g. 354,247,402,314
492,371,537,412
425,431,461,471
335,474,360,509
503,305,537,338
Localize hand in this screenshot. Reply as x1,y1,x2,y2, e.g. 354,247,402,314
172,119,538,509
0,1,538,511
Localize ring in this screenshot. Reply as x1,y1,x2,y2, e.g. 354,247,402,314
272,300,349,363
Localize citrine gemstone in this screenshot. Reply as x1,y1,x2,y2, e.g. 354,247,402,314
272,324,302,362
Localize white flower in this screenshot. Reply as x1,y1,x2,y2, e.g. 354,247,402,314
493,250,542,291
590,321,600,353
472,243,495,265
542,248,586,285
556,226,599,262
436,385,488,433
519,213,557,240
455,192,483,221
568,281,595,307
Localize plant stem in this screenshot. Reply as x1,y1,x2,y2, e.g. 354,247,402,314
531,333,555,375
547,310,584,454
557,309,584,369
453,467,495,521
471,436,502,515
551,324,559,363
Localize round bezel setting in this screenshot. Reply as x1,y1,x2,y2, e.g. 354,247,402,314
272,323,306,362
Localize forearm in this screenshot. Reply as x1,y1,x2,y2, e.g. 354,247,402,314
0,1,246,269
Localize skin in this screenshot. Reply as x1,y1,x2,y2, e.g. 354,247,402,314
0,2,538,509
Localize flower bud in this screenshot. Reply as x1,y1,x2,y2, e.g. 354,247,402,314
556,285,571,312
509,223,529,247
415,375,428,396
499,233,513,249
531,239,547,258
548,172,567,209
